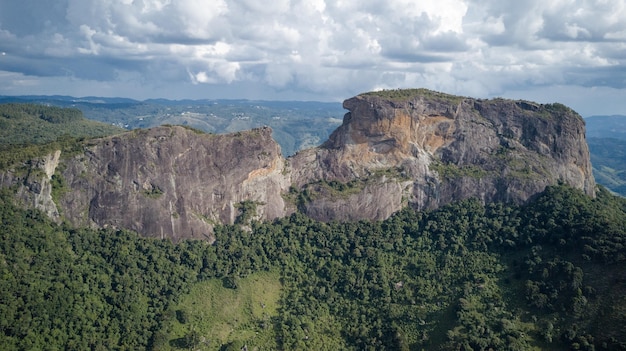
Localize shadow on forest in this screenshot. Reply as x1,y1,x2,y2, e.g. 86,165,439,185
168,337,189,349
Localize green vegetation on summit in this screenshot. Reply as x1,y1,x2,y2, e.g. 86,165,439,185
360,88,466,104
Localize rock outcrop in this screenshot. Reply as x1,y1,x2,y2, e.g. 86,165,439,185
0,150,63,219
290,90,595,221
2,89,595,241
55,126,287,241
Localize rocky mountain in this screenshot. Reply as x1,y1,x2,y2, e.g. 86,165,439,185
2,89,595,241
290,90,595,222
2,126,289,241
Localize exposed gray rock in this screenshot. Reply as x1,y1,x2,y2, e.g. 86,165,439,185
1,150,62,220
57,126,289,241
2,89,596,240
289,91,594,221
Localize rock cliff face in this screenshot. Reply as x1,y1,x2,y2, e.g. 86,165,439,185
2,89,595,241
0,150,63,219
43,126,288,241
289,90,595,221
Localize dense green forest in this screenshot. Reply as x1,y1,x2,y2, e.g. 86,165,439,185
2,184,626,350
1,102,626,350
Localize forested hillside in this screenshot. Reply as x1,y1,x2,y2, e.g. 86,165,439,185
0,103,123,145
0,103,123,170
2,185,626,350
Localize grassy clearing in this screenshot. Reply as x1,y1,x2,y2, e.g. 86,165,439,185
158,270,282,350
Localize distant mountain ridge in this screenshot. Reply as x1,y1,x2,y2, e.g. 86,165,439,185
585,114,626,196
1,89,595,241
586,114,626,139
0,95,344,157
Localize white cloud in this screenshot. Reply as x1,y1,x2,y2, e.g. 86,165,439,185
0,0,624,114
174,0,228,39
140,0,170,13
77,25,100,55
190,71,211,84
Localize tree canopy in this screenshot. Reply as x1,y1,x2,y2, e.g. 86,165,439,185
1,185,626,350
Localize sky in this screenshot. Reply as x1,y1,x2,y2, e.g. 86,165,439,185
0,0,625,116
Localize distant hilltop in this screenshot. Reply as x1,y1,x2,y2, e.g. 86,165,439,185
0,94,345,157
2,89,595,241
